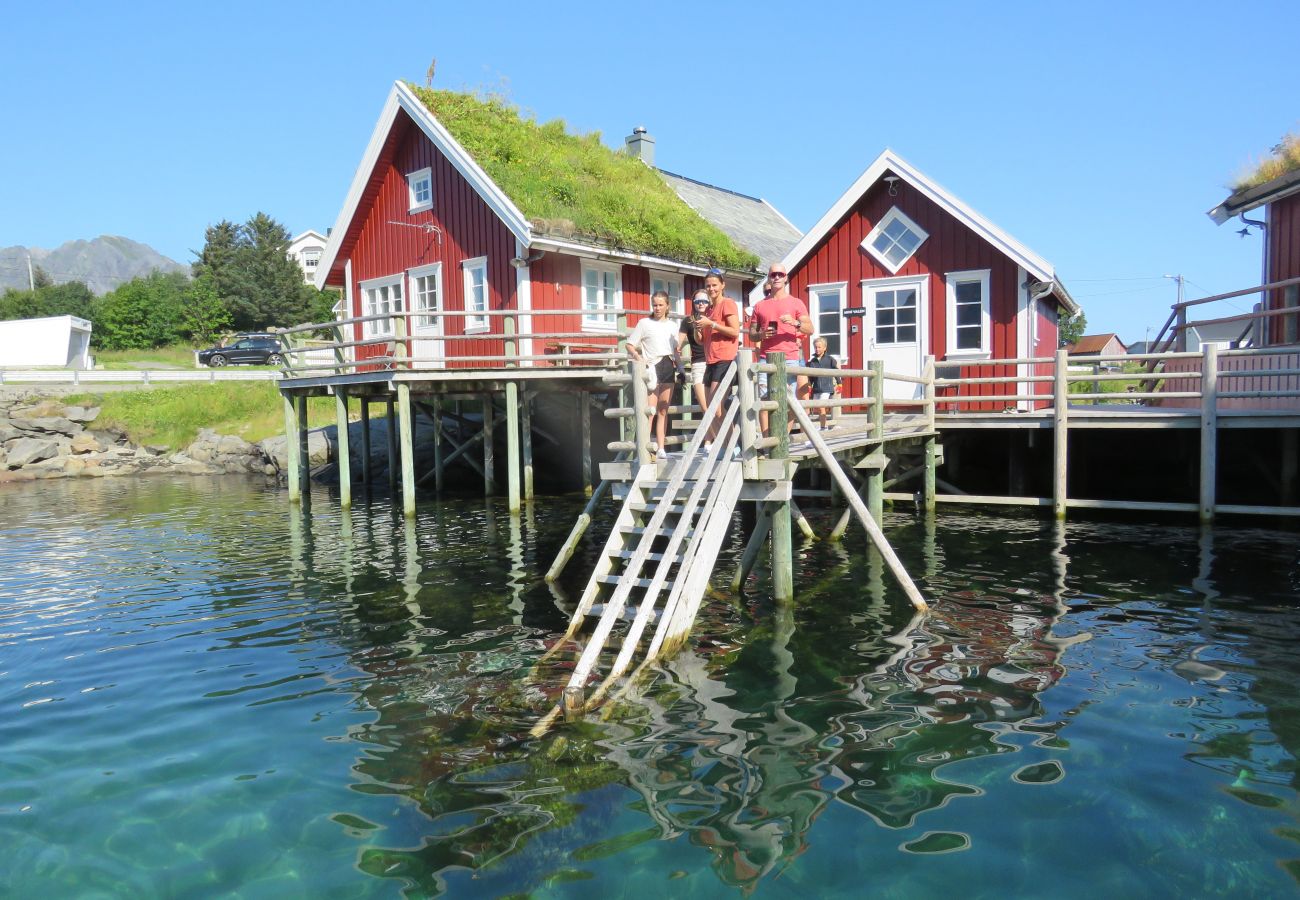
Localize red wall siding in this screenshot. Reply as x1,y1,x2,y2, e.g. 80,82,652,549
788,176,1033,408
347,111,516,366
1267,194,1300,344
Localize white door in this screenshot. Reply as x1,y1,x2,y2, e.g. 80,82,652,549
863,276,926,400
408,264,444,367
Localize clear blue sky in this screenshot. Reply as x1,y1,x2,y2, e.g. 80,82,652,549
1,0,1295,344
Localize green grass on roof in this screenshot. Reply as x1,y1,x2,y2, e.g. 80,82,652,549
408,85,758,271
1232,132,1300,192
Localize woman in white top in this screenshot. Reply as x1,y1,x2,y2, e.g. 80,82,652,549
625,290,683,459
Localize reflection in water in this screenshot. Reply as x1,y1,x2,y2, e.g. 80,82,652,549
2,479,1299,897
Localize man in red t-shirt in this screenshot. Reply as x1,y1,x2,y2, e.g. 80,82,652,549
748,265,812,434
697,269,740,443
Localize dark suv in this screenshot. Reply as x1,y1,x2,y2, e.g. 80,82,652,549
198,336,284,367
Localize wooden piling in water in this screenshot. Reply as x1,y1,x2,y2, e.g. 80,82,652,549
385,397,398,490
868,359,885,523
506,382,522,513
1200,343,1218,523
335,389,351,508
432,395,444,493
283,392,301,503
521,392,534,502
1053,348,1068,519
397,383,415,517
359,398,372,485
295,394,309,498
483,395,496,495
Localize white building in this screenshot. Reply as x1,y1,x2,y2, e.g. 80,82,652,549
0,315,93,368
288,230,328,285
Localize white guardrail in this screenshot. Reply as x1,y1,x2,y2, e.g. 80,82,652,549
0,369,282,385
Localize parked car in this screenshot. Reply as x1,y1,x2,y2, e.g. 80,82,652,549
198,336,284,367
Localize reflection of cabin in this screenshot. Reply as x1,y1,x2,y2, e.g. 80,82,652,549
313,81,800,368
765,149,1077,406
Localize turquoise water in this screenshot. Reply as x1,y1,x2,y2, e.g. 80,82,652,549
1,476,1298,898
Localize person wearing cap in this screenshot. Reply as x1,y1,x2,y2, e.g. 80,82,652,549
749,265,812,434
678,290,711,414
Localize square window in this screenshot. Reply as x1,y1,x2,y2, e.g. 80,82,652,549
407,167,433,214
582,263,620,331
862,206,929,274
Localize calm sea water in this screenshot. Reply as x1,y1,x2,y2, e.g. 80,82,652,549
1,476,1298,898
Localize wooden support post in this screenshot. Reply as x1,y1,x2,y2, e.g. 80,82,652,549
359,398,372,485
868,359,885,524
1053,347,1069,519
546,474,615,581
385,397,398,490
295,394,309,498
581,393,593,496
522,392,535,502
1199,343,1218,523
923,355,936,514
734,502,773,591
770,353,793,601
506,382,521,513
432,395,444,493
335,389,351,508
482,394,496,495
397,383,415,517
631,360,651,465
790,499,817,541
738,348,759,479
282,392,301,503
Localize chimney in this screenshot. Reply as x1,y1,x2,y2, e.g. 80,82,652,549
625,125,655,166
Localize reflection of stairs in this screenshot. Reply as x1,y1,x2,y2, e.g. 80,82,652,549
536,407,741,727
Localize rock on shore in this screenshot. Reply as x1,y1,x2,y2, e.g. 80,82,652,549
0,396,277,483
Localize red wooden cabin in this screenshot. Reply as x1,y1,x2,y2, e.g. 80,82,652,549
313,82,797,370
757,150,1077,410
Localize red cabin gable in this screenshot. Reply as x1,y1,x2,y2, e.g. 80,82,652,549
763,150,1077,407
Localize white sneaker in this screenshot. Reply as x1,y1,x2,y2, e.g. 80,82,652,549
656,448,667,460
731,446,741,460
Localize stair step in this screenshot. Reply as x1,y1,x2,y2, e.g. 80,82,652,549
596,574,660,588
619,525,694,538
628,501,698,514
607,549,676,562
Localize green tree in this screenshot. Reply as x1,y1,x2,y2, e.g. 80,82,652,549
0,281,95,322
192,212,331,331
92,271,188,350
179,273,231,346
1059,309,1087,347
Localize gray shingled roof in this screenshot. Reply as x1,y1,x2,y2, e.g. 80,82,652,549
656,169,802,269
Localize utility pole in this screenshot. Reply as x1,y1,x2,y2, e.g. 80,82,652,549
1164,274,1186,351
26,252,34,291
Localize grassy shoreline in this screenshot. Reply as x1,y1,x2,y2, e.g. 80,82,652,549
63,382,338,449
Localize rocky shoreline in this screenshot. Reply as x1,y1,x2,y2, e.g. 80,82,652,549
0,395,280,483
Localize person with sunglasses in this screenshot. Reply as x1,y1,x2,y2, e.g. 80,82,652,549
749,265,812,434
678,290,711,414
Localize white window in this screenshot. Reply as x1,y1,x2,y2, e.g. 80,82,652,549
808,282,847,359
302,248,322,270
872,284,920,346
582,262,621,331
649,270,683,309
408,263,442,330
462,256,488,332
862,206,929,274
407,167,433,214
946,269,992,356
359,274,404,338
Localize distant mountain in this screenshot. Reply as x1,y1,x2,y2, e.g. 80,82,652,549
0,236,188,295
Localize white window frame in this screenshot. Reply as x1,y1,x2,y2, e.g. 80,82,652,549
581,261,622,333
461,256,489,334
945,268,992,358
648,270,683,310
862,274,926,349
359,274,405,339
407,262,443,331
862,206,929,274
407,167,433,214
807,281,848,362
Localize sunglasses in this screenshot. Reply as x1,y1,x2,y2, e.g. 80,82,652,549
768,272,788,279
706,267,724,276
693,298,710,305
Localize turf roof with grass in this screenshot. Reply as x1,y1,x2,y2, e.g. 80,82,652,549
407,85,759,271
1232,132,1300,192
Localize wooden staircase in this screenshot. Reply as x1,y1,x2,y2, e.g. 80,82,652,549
532,397,742,731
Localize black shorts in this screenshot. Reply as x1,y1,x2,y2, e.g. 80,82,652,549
704,359,734,387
